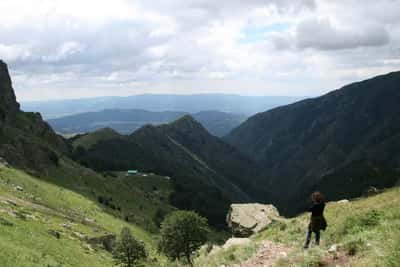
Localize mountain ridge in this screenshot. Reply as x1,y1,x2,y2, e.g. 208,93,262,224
47,108,247,137
226,70,400,215
71,114,258,227
21,94,303,118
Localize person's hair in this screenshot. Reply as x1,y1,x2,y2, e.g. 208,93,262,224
311,191,325,204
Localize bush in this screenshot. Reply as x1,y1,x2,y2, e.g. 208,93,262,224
153,208,169,228
344,238,366,256
340,209,381,235
113,227,147,267
159,210,209,267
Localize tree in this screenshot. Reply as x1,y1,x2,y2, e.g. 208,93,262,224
153,208,169,228
159,211,209,266
113,227,147,267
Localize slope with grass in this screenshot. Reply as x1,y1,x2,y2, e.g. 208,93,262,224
0,164,172,267
0,59,175,234
195,187,400,266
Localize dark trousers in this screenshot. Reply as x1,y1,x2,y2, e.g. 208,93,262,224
304,229,320,248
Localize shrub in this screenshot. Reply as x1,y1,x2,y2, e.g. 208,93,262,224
113,227,147,267
159,210,209,267
340,209,381,236
153,208,169,228
344,238,366,256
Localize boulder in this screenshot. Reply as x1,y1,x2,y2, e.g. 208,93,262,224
15,186,23,192
222,238,251,249
364,186,382,197
226,203,280,237
337,199,349,204
48,229,61,239
328,244,338,253
0,157,9,168
87,234,116,252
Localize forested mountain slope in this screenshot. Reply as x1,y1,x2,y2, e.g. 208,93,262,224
71,116,258,227
226,71,400,215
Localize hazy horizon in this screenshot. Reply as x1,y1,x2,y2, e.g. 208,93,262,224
19,92,309,103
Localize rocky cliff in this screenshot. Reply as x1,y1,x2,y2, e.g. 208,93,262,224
0,60,67,171
0,60,20,120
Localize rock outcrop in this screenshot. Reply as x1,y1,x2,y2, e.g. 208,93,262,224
226,203,280,237
222,237,251,249
0,60,20,119
0,60,68,171
87,234,116,252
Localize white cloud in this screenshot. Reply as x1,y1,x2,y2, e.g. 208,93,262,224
42,41,85,62
0,0,398,101
0,44,32,61
296,18,389,50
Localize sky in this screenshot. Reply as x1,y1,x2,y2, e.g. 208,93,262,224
0,0,399,101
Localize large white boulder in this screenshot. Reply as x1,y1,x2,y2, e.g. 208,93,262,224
226,203,280,237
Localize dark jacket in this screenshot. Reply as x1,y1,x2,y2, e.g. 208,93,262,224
308,202,327,231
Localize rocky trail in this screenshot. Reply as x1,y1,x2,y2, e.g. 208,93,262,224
231,240,291,267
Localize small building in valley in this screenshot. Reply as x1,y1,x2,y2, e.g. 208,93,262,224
126,170,138,176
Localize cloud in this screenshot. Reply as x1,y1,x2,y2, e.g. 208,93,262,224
296,18,390,50
41,41,86,63
0,43,32,61
0,0,399,101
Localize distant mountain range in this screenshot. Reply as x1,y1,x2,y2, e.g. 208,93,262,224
21,94,303,118
47,109,247,137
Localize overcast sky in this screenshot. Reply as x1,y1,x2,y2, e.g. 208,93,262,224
1,0,399,101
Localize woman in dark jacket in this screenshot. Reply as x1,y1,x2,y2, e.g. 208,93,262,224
304,191,327,249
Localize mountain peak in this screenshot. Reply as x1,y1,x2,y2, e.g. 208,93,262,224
168,115,205,131
0,60,20,118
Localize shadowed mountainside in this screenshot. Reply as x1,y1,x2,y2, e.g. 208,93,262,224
71,116,259,227
226,71,400,215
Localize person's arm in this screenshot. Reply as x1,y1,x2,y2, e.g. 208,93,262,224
307,204,315,212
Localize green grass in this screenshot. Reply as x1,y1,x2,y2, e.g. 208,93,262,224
195,187,400,267
0,165,171,266
71,128,121,149
194,241,259,267
37,157,175,233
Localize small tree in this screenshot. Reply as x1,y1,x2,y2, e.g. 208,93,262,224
113,227,147,267
159,211,209,266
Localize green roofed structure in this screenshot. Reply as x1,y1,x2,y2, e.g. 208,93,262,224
126,170,138,176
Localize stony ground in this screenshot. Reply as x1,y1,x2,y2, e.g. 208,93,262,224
231,240,291,267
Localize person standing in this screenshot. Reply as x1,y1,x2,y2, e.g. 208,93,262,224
304,192,327,249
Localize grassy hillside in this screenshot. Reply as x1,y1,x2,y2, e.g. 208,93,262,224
71,128,123,150
39,157,175,233
0,164,173,266
195,187,400,266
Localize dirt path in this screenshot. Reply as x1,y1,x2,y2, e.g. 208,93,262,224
232,240,292,267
